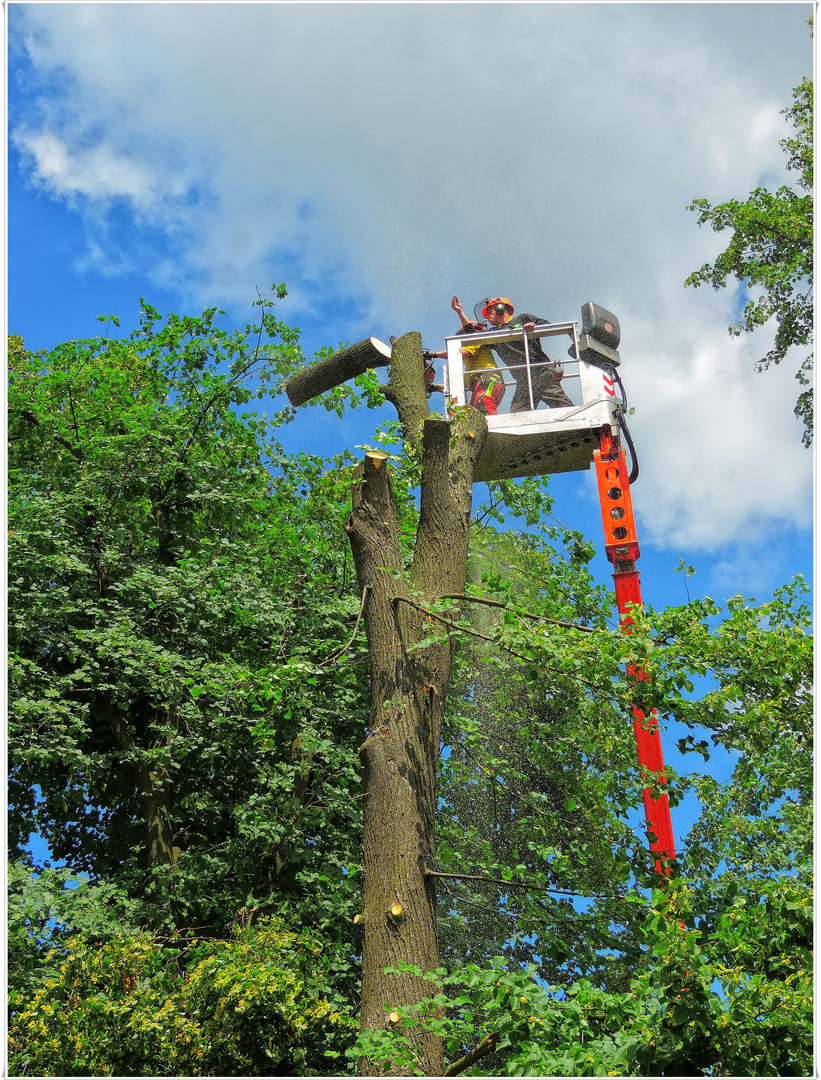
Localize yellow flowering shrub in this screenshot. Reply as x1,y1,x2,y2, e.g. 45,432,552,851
9,916,355,1077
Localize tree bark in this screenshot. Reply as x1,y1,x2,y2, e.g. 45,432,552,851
345,332,487,1076
382,332,431,445
99,700,180,869
284,337,392,407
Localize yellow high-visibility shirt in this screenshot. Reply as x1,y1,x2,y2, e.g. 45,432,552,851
461,343,498,383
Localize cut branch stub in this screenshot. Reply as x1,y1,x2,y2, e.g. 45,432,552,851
284,337,392,407
388,901,404,921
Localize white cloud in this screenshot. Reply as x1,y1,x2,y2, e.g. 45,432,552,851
627,303,811,550
13,128,184,209
8,2,813,551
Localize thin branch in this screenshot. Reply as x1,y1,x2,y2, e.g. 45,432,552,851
391,595,608,693
424,867,618,900
182,366,207,409
253,284,267,363
438,593,596,633
444,988,604,1078
458,744,579,831
441,878,642,936
183,350,267,451
9,408,84,461
439,878,526,922
391,595,533,662
512,566,620,632
443,1032,500,1077
67,387,82,448
317,585,371,668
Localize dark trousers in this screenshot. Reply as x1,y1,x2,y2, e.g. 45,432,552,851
509,365,572,412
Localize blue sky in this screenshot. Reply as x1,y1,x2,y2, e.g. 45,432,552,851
8,2,814,859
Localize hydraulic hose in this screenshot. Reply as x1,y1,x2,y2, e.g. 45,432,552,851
613,368,639,484
620,415,639,485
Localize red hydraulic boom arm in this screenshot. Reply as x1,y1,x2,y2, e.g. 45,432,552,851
593,426,676,875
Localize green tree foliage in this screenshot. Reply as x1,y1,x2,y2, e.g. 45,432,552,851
436,525,645,997
345,564,812,1075
352,875,811,1077
9,299,812,1076
8,916,356,1077
8,300,374,1066
685,75,813,445
8,861,142,1007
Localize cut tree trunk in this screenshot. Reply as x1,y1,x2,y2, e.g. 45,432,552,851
284,337,392,407
345,333,487,1076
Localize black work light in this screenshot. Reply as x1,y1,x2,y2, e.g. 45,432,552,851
572,302,621,366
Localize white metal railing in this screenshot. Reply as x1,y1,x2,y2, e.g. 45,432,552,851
442,320,621,418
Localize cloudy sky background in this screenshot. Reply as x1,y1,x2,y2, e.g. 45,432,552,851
8,2,814,611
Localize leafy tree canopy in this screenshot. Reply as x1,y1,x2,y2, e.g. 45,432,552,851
685,74,813,445
8,293,813,1076
8,298,375,1059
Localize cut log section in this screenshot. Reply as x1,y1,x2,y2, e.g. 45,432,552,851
284,337,392,407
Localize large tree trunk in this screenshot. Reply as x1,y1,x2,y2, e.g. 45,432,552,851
345,332,487,1076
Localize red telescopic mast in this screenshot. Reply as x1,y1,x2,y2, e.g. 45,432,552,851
594,425,676,875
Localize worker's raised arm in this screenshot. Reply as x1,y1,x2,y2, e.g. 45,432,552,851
451,295,474,328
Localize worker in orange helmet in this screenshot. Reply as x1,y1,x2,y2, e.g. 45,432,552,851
481,296,572,412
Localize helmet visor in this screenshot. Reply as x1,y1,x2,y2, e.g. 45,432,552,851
479,297,514,320
473,299,491,324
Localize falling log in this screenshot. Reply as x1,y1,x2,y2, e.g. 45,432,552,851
284,337,393,407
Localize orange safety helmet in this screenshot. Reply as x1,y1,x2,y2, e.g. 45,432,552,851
481,296,515,319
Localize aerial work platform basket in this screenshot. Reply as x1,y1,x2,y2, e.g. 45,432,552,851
442,316,624,484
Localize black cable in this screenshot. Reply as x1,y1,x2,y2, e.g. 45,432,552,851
613,369,639,484
621,416,639,485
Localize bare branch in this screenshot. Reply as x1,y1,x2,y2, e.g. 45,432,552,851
390,596,606,692
424,867,619,900
391,594,533,662
317,585,371,668
438,593,596,633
